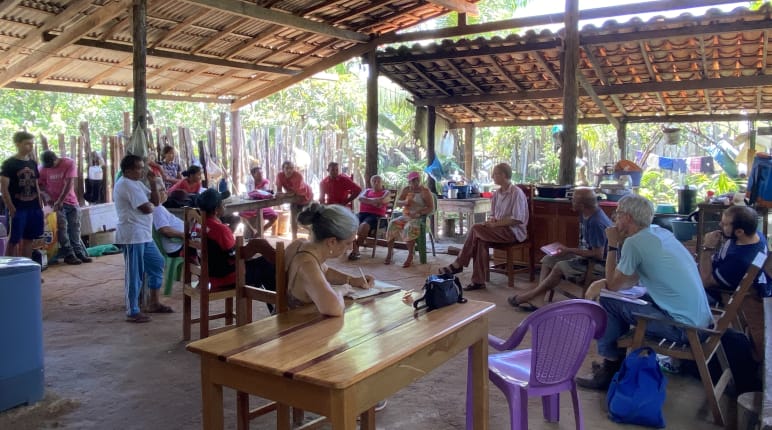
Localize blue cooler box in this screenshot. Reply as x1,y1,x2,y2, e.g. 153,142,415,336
0,257,44,412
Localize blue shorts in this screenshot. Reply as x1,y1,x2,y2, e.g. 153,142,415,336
9,206,44,244
358,212,386,230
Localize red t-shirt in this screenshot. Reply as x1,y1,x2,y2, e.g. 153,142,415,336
276,171,312,204
320,175,362,206
204,216,236,288
359,188,388,217
39,157,78,206
169,178,201,194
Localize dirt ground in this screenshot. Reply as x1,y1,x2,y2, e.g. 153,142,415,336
0,236,733,430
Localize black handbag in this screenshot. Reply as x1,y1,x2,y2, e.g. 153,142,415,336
413,274,467,311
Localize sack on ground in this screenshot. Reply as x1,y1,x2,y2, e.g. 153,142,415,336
607,347,667,428
413,273,467,311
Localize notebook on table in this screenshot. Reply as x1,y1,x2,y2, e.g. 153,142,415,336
333,280,401,299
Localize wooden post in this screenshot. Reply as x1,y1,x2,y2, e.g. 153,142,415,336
464,125,474,178
617,119,627,160
58,133,65,157
69,136,76,162
560,0,579,185
749,119,757,170
427,106,437,193
230,110,242,194
219,112,228,174
76,135,85,206
132,0,148,133
107,136,117,203
365,49,378,182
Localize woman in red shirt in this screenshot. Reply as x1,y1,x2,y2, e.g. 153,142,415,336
169,165,203,194
275,160,313,239
349,174,390,260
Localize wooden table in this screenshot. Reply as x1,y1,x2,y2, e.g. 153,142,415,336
187,293,494,430
436,198,491,236
169,194,299,237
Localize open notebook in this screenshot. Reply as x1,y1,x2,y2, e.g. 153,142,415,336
332,280,401,299
600,285,648,305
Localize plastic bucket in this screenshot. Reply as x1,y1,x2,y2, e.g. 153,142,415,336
671,220,697,241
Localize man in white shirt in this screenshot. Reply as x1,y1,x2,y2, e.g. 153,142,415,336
153,186,185,257
114,155,172,323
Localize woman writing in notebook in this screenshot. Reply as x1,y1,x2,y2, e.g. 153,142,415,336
285,203,375,316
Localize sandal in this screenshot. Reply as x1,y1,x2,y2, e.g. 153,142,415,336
348,252,361,261
402,259,413,268
507,296,539,312
147,304,174,313
439,263,463,276
463,283,485,291
126,313,151,323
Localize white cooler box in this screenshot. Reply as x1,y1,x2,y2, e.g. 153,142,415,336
80,203,117,235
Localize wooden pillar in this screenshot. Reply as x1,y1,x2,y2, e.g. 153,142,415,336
617,119,627,160
749,119,757,171
230,110,242,194
560,0,579,185
427,106,437,193
365,49,378,182
219,112,228,173
132,0,147,132
464,125,474,178
76,135,85,206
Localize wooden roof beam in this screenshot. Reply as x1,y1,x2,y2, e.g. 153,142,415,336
531,50,561,88
444,59,514,119
6,81,231,103
383,0,744,44
582,47,627,114
220,24,282,60
34,47,87,83
230,37,377,109
638,40,668,114
180,0,369,43
0,0,22,17
427,1,478,15
0,0,129,88
416,74,772,105
191,18,249,55
698,36,713,113
68,38,298,75
488,56,551,119
189,69,240,94
758,30,768,113
1,0,95,68
447,112,772,128
405,62,451,96
577,72,619,128
149,9,210,50
379,40,560,64
88,56,132,88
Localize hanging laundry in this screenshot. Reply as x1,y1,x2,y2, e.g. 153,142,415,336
688,157,702,173
658,156,674,170
700,157,715,174
672,158,688,173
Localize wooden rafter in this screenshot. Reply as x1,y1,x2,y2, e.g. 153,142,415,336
531,50,561,88
698,35,713,113
191,18,249,55
251,32,321,65
758,30,768,113
189,69,240,95
68,39,297,75
281,38,338,68
35,47,87,83
426,0,478,15
0,0,130,88
1,0,95,68
220,24,282,60
88,56,132,88
444,59,516,119
582,47,626,114
149,9,210,50
577,72,619,128
180,0,369,43
6,81,231,103
415,74,772,106
637,40,668,113
156,66,208,93
447,112,772,128
488,56,551,118
0,0,22,17
379,40,560,64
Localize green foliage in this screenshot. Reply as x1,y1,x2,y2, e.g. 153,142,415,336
530,148,560,183
638,171,739,204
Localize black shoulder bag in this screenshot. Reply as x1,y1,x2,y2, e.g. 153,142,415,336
413,274,467,311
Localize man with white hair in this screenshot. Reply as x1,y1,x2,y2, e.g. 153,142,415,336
577,194,712,390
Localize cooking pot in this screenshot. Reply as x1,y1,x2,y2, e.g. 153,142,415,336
535,184,572,199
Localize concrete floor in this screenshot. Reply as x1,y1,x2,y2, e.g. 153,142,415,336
0,236,731,430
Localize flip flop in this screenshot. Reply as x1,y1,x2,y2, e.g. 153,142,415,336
147,304,174,313
463,283,485,291
348,252,361,261
507,296,539,312
439,264,463,276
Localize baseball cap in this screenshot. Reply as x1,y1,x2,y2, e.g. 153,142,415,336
407,171,420,181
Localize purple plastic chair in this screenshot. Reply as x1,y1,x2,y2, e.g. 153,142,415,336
466,299,606,430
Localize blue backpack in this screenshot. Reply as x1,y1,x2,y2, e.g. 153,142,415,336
606,347,667,428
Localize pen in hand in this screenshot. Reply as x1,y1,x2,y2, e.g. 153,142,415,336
358,267,368,288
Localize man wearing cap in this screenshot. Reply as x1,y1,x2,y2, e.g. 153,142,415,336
114,155,173,323
319,162,361,208
39,150,91,265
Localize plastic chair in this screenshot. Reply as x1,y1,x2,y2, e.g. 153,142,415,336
415,192,437,264
466,299,606,430
367,189,397,258
152,228,183,296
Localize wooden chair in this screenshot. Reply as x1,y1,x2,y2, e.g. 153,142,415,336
182,207,237,341
234,239,325,430
486,184,536,288
367,189,397,258
415,192,437,264
618,252,771,427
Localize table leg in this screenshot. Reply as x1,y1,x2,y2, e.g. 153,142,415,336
329,392,357,430
359,407,376,430
256,210,264,237
201,359,224,430
466,335,489,430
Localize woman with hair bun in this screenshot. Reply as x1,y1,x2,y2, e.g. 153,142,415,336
168,165,203,194
284,203,376,316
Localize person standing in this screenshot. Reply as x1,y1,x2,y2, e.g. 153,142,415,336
319,162,362,208
39,150,92,265
114,155,172,323
0,131,44,258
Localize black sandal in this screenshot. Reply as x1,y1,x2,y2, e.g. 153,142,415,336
463,283,485,291
507,296,539,312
